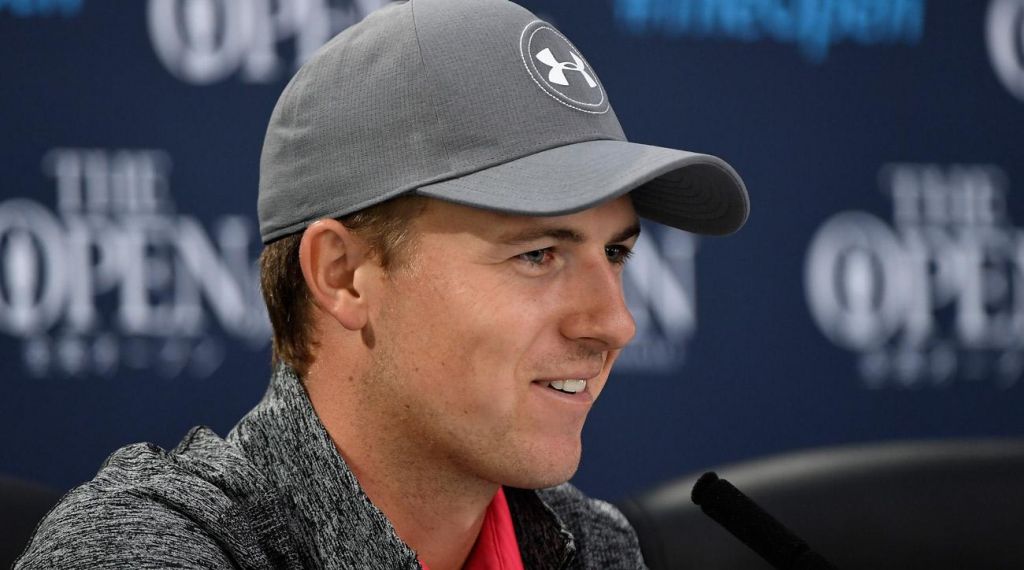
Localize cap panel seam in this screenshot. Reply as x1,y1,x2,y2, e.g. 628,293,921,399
410,0,453,173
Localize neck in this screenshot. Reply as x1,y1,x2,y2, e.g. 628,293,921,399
304,353,497,570
341,446,497,570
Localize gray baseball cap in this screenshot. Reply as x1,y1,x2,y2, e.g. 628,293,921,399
258,0,748,244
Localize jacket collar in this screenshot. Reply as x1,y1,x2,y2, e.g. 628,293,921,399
229,365,420,569
506,488,577,569
228,365,576,569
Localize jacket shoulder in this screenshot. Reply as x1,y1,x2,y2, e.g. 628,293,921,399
16,427,295,569
538,483,648,569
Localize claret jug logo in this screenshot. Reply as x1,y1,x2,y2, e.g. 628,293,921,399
0,148,269,379
805,164,1024,389
148,0,390,84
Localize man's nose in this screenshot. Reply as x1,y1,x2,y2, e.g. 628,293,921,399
559,258,637,350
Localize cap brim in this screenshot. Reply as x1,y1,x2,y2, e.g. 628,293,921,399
415,139,749,235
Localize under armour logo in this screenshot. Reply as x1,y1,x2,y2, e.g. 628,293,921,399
534,47,597,88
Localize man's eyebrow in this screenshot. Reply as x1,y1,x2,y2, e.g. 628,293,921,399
498,221,641,245
612,222,642,243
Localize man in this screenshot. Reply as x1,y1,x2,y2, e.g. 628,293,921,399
17,0,747,568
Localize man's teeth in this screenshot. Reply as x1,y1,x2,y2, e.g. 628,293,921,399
543,379,587,394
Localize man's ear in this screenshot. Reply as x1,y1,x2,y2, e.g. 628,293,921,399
298,219,374,331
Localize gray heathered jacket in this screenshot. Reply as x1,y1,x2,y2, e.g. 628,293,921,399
16,367,648,569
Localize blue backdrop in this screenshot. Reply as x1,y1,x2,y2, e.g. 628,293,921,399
2,0,1023,502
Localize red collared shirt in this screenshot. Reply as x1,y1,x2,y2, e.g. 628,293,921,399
420,487,525,570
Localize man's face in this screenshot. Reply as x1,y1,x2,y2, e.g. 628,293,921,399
361,195,639,489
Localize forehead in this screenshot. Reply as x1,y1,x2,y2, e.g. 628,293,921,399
414,195,639,241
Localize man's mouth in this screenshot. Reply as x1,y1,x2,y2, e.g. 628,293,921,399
537,379,587,394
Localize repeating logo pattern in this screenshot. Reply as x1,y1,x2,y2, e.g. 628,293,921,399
618,226,698,373
614,0,926,63
148,0,389,84
0,0,81,17
987,0,1024,102
0,148,269,379
806,164,1024,389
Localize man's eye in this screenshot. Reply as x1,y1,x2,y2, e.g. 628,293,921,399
606,245,634,265
517,248,553,266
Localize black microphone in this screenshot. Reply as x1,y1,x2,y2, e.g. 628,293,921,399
691,471,838,570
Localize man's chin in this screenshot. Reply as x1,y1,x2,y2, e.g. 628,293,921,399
498,448,582,489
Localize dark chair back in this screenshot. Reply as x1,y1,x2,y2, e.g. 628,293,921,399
1,475,64,568
617,439,1024,570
